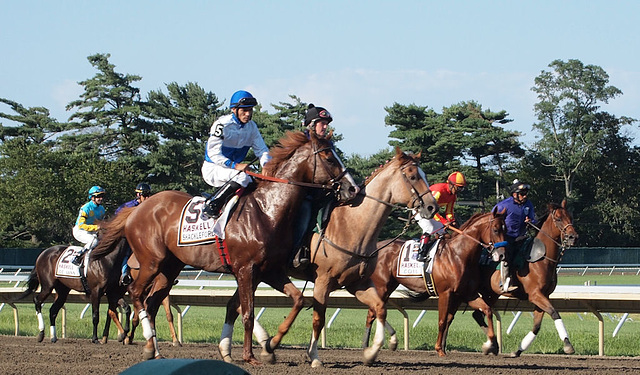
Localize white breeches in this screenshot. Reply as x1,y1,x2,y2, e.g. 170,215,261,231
414,211,445,235
201,162,252,188
72,227,98,249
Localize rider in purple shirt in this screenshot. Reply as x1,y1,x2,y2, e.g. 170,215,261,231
116,183,151,285
493,180,536,293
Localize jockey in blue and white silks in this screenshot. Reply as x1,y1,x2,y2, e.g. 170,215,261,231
200,90,271,219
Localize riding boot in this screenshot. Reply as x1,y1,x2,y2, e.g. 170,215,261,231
500,260,518,293
72,249,86,266
120,267,133,286
202,181,242,220
416,234,435,263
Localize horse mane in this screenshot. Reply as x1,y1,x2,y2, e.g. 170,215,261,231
364,151,416,185
458,212,487,231
262,131,310,177
537,202,564,224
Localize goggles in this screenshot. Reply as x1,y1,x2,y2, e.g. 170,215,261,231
232,97,258,108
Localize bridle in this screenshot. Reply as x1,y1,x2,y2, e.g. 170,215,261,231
445,214,508,256
527,208,576,263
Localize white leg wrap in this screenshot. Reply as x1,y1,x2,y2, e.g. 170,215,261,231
308,332,319,362
50,326,56,339
372,320,384,350
139,310,154,340
219,323,234,358
554,318,569,341
252,319,269,347
37,312,45,331
519,331,537,352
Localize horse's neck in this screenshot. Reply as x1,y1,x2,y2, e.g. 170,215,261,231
538,217,561,259
446,218,487,262
324,184,393,253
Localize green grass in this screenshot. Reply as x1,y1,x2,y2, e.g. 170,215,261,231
2,274,640,356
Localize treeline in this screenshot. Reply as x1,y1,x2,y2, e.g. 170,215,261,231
0,54,637,248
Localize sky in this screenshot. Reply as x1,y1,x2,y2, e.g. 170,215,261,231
2,1,639,156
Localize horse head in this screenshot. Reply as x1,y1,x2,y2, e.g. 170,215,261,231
548,199,578,247
310,131,359,203
487,208,508,262
364,147,438,218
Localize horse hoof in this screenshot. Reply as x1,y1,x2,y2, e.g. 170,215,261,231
510,350,522,358
50,337,57,344
117,333,126,342
311,359,323,368
37,331,44,343
91,338,99,344
435,349,446,357
388,337,398,351
221,354,233,364
563,339,575,354
260,350,276,364
363,347,379,366
100,338,108,345
143,348,156,361
172,340,182,347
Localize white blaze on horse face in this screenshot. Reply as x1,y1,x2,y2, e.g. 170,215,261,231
417,166,430,189
331,148,359,196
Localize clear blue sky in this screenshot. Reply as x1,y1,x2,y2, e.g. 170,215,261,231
2,1,639,156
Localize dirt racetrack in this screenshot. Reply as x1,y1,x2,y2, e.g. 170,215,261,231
1,334,640,375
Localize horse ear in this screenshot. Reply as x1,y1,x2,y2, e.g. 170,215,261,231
415,150,422,159
395,146,403,157
326,129,334,140
561,199,567,208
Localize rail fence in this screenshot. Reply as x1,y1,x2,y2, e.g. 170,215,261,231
1,266,640,356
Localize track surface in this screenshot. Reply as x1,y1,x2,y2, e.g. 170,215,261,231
1,335,639,374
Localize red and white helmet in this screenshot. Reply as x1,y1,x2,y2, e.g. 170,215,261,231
447,172,467,187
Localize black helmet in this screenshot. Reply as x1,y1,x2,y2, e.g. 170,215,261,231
304,104,333,127
135,183,152,196
509,179,531,194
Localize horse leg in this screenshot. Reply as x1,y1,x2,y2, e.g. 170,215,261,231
467,297,499,355
127,260,162,360
234,267,260,365
162,296,181,347
90,294,101,344
528,292,574,355
33,285,54,343
259,274,305,358
362,308,375,348
348,284,386,365
103,296,127,344
308,279,331,368
47,290,68,343
219,290,241,363
118,298,132,342
434,291,454,357
128,309,139,345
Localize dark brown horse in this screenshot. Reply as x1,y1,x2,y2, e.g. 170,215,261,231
91,131,358,364
474,200,578,357
244,148,439,367
363,210,508,356
17,242,130,344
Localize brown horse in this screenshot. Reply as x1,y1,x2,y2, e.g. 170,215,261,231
125,267,181,347
16,242,131,344
242,148,439,367
474,200,578,357
363,210,508,356
91,131,358,364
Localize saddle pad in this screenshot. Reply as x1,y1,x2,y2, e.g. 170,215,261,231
396,239,438,277
177,196,237,246
54,246,85,278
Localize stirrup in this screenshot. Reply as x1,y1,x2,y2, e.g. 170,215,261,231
502,277,518,293
71,255,83,266
120,273,133,286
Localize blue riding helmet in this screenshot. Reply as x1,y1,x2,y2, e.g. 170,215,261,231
229,90,257,109
88,185,106,200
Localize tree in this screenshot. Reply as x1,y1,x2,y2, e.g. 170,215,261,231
531,59,633,199
62,53,157,160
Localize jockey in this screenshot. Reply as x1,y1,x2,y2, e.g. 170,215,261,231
115,183,152,285
201,90,271,220
415,171,467,262
292,104,336,268
493,179,536,293
71,186,107,266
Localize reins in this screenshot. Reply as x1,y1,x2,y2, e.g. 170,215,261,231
526,211,575,263
245,170,337,190
444,219,508,253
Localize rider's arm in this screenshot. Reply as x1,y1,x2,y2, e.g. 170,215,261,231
76,211,99,232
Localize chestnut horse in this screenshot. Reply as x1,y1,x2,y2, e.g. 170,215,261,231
91,131,358,364
16,242,130,344
243,148,439,367
474,200,578,357
363,210,508,356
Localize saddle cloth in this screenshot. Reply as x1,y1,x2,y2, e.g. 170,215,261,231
396,239,438,277
54,246,88,278
177,195,238,246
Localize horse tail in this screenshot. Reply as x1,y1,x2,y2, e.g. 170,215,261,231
13,268,40,302
92,207,134,261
